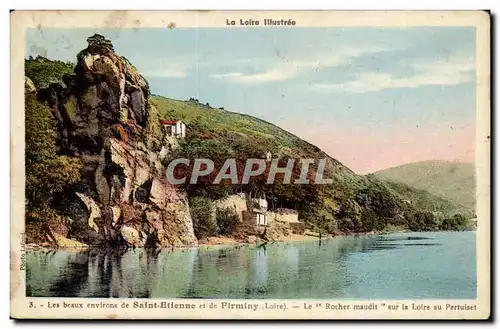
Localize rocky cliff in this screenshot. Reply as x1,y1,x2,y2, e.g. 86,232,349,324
30,34,197,248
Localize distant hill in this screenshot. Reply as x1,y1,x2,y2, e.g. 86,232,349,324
382,180,474,218
374,160,476,214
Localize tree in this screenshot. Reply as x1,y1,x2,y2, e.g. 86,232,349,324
360,208,386,232
25,93,83,210
337,199,362,232
440,213,472,231
216,207,238,235
86,34,114,52
189,196,217,238
407,211,438,232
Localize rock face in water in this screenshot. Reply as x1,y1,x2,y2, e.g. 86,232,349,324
36,34,197,248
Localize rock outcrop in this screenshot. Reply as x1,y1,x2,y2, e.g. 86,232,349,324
36,34,197,248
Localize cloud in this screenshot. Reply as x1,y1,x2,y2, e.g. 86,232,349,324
134,56,195,79
312,56,476,93
140,67,188,78
210,69,290,83
209,46,388,84
209,72,243,79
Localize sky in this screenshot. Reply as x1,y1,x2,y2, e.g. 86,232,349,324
26,27,476,174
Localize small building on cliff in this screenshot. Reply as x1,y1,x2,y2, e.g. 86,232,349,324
254,209,268,226
160,119,186,138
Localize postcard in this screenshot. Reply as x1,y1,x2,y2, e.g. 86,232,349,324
10,10,490,320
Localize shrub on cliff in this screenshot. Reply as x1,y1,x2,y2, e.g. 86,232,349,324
110,123,129,142
189,196,217,238
216,207,238,235
86,34,114,52
143,104,163,152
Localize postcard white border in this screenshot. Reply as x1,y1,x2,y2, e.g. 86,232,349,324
9,10,490,320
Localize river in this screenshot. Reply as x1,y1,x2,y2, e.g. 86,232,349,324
26,231,476,299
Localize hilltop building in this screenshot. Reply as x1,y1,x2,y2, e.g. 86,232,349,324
160,119,186,138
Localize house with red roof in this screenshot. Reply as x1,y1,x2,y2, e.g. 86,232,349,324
160,119,186,138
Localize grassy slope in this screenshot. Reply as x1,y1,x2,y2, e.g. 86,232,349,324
374,160,476,213
152,96,328,157
151,95,362,183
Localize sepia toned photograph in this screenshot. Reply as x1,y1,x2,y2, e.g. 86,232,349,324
10,10,490,319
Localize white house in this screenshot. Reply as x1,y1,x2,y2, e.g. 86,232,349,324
160,119,186,138
251,195,269,226
255,211,268,226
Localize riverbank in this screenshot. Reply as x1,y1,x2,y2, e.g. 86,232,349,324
25,227,411,251
198,232,320,247
181,227,409,249
25,232,328,251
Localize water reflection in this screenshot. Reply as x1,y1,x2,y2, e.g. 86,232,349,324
251,248,268,294
26,233,471,299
